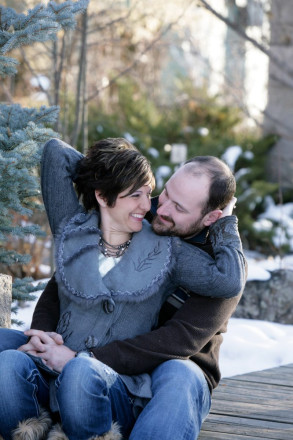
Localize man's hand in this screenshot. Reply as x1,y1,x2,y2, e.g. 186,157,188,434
220,197,237,218
18,329,75,372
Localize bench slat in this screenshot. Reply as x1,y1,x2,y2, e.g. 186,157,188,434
198,363,293,440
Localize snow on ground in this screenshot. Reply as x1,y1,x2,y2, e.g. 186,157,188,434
11,252,293,378
220,318,293,377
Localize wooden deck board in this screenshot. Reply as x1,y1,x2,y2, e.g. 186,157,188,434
198,363,293,440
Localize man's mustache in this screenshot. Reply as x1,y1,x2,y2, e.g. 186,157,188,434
154,213,174,225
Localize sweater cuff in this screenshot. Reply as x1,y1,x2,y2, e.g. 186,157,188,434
209,215,240,247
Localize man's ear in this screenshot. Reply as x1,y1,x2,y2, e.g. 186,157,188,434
202,209,222,226
95,190,107,208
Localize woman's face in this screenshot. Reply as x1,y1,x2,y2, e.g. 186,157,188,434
97,184,152,234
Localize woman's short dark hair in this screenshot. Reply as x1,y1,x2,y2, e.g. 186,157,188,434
184,156,236,215
75,138,155,211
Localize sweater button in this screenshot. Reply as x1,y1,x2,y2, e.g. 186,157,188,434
103,298,115,314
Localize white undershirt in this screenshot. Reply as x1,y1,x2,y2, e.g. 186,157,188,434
98,253,121,278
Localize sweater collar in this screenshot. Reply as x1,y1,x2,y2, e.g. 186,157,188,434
56,211,173,304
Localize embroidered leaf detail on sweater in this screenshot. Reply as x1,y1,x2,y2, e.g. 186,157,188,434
134,243,162,272
85,335,99,349
56,311,73,343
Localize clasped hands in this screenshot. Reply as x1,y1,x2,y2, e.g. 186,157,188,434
18,330,75,373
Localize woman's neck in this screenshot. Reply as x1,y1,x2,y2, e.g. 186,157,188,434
100,228,131,246
99,210,131,246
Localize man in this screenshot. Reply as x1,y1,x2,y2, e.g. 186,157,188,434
0,154,246,440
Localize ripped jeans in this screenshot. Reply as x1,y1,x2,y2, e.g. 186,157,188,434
0,349,135,440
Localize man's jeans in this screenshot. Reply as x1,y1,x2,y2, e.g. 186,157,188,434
130,359,211,440
0,329,211,440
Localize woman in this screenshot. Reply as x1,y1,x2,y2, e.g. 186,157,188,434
0,138,245,440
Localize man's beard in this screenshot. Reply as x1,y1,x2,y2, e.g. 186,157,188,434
152,214,204,239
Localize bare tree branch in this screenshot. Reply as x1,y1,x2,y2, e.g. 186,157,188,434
0,81,14,103
269,71,293,92
87,6,134,35
19,47,51,105
54,33,66,107
262,109,293,140
198,0,293,80
87,0,197,102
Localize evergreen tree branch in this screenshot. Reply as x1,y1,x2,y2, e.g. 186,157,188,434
0,1,89,76
0,1,89,309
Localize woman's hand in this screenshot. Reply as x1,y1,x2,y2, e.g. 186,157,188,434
220,197,237,218
18,330,63,355
18,329,75,372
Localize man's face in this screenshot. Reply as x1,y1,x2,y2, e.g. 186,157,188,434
152,166,210,238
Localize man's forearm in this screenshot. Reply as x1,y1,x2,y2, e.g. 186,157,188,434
31,274,60,331
32,275,243,377
92,292,242,375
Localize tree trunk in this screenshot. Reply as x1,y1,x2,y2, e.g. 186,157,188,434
81,37,88,153
264,0,293,187
70,11,88,150
0,274,12,328
224,0,247,102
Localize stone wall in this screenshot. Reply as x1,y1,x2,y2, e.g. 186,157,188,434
0,274,12,328
234,269,293,324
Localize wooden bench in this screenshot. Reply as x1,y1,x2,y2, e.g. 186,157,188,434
198,363,293,439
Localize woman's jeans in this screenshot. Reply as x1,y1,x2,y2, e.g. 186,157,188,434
0,328,211,440
0,331,135,440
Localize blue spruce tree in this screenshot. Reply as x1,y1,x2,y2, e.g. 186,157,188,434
0,1,89,317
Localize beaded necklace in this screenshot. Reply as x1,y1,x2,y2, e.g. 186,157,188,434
99,235,132,258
